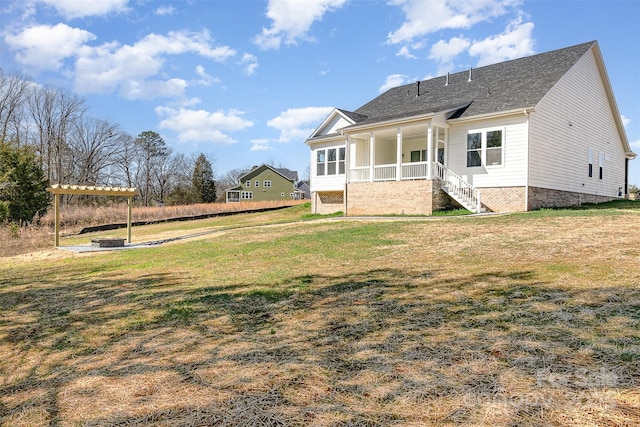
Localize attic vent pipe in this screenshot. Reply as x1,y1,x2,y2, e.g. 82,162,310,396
468,67,473,82
415,81,420,96
445,72,449,86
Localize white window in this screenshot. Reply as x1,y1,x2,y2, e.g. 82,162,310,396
411,150,427,162
338,147,346,174
241,191,253,199
316,147,346,176
264,180,271,187
317,150,326,175
467,129,503,168
255,180,260,187
588,148,594,177
245,180,251,187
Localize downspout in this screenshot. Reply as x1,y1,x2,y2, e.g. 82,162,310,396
523,108,531,211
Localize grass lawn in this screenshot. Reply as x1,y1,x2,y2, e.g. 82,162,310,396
1,203,639,426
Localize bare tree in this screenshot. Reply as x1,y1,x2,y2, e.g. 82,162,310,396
27,86,85,184
68,116,126,185
0,70,31,144
216,166,251,202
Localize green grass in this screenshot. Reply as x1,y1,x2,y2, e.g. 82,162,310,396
1,205,639,426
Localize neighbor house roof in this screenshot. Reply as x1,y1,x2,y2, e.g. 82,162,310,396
236,164,298,184
338,41,595,129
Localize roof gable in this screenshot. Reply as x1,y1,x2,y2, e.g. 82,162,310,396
307,108,362,140
238,164,298,183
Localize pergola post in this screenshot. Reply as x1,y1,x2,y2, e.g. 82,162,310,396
54,193,60,247
127,196,133,243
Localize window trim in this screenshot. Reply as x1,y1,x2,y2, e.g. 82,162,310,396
316,147,346,176
245,180,251,187
466,127,504,168
241,191,253,200
264,180,272,187
255,180,260,187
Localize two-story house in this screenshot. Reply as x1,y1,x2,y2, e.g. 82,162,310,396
226,164,302,202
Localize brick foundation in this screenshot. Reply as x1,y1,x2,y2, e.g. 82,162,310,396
527,187,619,210
476,187,527,213
346,180,442,215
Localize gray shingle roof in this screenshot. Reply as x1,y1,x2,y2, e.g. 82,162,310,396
342,41,595,128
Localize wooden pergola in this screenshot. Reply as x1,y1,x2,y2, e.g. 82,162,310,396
47,184,138,247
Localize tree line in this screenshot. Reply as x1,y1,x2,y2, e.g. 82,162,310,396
0,70,217,224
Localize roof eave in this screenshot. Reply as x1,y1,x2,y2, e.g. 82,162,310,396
447,107,536,124
341,111,437,134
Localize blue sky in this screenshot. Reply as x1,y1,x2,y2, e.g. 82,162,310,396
1,0,639,184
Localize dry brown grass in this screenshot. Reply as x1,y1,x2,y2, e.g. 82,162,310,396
0,200,303,257
1,208,639,426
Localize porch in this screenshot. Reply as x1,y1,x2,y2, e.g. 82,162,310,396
344,122,482,212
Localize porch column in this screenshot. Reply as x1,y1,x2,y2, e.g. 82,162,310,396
396,127,402,181
345,135,350,183
369,132,375,182
427,123,433,179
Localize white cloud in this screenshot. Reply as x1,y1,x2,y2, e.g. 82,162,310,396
253,0,347,50
267,106,334,143
155,5,176,16
37,0,129,19
429,36,471,74
251,138,274,151
74,30,236,97
387,0,515,45
396,46,417,59
630,139,640,150
239,53,258,75
430,36,471,64
379,74,409,93
120,78,187,100
156,107,253,144
621,114,631,127
4,23,96,71
468,17,534,66
194,65,220,87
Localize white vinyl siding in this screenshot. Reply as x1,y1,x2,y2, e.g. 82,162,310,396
309,139,347,192
529,48,626,197
447,115,528,188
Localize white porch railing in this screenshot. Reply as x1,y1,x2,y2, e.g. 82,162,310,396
347,161,482,213
349,166,370,182
374,164,396,181
434,162,481,213
401,161,428,179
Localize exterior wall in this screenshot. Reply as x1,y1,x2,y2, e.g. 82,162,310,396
447,115,529,188
312,191,344,214
235,167,297,202
309,138,347,193
476,186,527,213
529,47,627,199
528,186,619,210
346,180,441,216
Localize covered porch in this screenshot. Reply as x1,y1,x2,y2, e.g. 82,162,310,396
344,119,482,213
346,121,447,183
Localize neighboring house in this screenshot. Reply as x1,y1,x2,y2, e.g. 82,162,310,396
305,41,636,215
226,164,302,202
296,180,311,199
